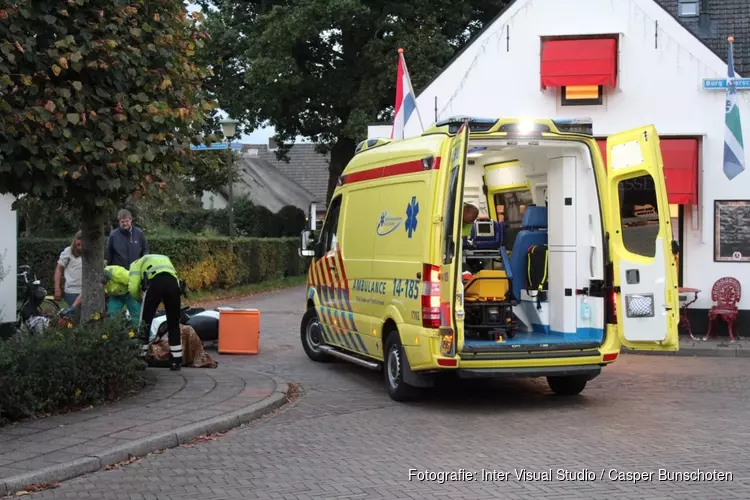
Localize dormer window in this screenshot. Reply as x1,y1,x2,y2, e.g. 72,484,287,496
678,0,699,17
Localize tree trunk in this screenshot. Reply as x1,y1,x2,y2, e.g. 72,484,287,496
80,210,107,323
325,137,357,205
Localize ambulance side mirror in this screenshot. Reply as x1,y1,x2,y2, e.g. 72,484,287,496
299,230,316,257
671,240,680,256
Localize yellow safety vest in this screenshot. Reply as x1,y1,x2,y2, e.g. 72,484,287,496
104,265,130,296
128,254,178,300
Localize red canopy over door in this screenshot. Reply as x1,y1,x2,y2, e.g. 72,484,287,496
596,138,699,205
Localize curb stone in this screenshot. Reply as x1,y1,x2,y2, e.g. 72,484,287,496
1,374,290,497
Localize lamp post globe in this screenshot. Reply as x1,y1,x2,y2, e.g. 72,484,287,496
219,118,239,139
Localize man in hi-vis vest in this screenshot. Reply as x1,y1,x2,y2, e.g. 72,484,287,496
129,254,183,370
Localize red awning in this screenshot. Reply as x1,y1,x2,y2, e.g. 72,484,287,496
596,138,699,206
541,39,617,89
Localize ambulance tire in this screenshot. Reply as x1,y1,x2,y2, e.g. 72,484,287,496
546,375,587,396
301,309,331,363
384,332,417,402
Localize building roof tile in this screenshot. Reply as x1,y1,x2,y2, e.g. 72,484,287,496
241,144,330,203
653,1,748,75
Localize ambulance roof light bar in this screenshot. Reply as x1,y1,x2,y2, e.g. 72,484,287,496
430,116,593,135
552,117,593,135
434,116,497,134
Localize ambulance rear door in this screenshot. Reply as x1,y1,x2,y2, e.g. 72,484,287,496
604,125,679,351
438,120,469,355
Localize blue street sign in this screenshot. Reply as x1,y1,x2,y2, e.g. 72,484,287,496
190,142,243,151
702,78,750,90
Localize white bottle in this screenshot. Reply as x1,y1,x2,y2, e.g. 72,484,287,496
581,296,591,322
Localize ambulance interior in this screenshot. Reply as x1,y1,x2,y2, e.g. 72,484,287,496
458,139,607,352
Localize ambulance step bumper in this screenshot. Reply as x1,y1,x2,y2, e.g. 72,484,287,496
320,345,381,370
455,365,602,380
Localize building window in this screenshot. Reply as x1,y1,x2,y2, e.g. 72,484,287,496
561,85,603,106
678,0,699,17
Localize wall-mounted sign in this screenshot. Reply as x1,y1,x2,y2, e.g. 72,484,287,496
714,200,750,262
702,78,750,90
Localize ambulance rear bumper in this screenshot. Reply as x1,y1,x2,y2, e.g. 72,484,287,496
455,364,603,380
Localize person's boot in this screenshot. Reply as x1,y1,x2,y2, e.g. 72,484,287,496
170,353,182,371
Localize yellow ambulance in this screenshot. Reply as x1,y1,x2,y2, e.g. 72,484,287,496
298,117,679,401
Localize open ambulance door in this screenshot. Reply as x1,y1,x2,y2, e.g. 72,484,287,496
437,121,469,356
605,126,679,351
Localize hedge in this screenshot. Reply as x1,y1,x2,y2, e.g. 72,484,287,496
18,236,308,294
0,315,146,424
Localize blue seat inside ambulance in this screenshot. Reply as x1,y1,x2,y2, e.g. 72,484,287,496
507,206,548,301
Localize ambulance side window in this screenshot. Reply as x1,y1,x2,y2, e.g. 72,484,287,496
617,174,660,258
443,167,460,264
319,195,342,254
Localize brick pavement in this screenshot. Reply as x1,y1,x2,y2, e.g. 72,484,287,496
0,367,287,496
10,286,750,499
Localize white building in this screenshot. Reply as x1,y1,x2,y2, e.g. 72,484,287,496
370,0,750,334
0,194,17,336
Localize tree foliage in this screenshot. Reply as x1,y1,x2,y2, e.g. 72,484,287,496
0,0,215,320
196,0,509,201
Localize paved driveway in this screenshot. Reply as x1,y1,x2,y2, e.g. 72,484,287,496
32,286,750,499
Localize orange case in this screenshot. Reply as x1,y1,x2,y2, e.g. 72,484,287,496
218,308,260,354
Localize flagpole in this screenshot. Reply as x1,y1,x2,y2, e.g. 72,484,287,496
399,48,424,133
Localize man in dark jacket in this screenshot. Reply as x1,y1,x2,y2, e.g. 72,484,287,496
106,209,149,269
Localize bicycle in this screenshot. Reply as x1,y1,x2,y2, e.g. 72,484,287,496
16,265,60,334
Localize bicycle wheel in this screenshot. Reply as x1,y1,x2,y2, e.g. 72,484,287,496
39,299,61,318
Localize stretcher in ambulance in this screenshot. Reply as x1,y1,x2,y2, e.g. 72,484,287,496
298,117,680,402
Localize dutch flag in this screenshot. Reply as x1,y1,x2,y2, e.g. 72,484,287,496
391,48,423,140
723,36,745,180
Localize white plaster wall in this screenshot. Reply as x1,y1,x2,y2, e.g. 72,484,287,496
0,194,17,324
413,0,750,310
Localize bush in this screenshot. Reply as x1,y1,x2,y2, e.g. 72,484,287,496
18,236,309,294
0,316,146,424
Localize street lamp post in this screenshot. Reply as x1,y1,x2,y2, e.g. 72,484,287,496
219,118,239,237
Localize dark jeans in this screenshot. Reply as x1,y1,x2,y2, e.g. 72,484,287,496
140,273,182,360
64,292,81,322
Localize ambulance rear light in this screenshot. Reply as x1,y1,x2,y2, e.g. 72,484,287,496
498,121,549,136
603,352,618,363
609,290,618,325
439,327,456,357
421,263,441,329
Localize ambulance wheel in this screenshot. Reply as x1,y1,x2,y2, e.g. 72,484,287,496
301,309,331,362
384,332,417,402
546,375,587,396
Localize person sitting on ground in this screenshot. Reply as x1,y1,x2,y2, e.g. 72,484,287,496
102,264,140,326
148,324,217,369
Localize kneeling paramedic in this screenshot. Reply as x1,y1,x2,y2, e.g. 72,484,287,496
128,254,183,371
103,265,140,326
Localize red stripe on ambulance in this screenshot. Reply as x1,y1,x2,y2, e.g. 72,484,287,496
341,157,441,186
